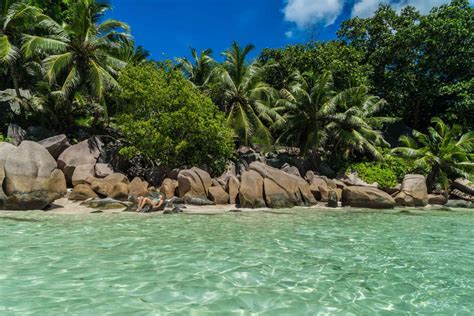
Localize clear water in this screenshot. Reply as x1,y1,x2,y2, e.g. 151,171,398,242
1,208,473,315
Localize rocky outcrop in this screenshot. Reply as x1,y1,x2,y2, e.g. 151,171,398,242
109,182,129,201
90,179,113,197
428,194,447,206
239,170,266,208
226,176,240,204
328,191,338,208
57,138,102,185
394,174,428,207
104,173,129,186
0,141,66,210
69,184,98,201
208,186,229,205
128,177,148,198
160,178,178,199
178,167,211,200
38,134,70,159
342,186,396,209
71,163,95,186
94,163,114,178
238,162,316,209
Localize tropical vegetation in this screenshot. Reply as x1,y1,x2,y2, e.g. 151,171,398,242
392,118,474,190
0,0,471,188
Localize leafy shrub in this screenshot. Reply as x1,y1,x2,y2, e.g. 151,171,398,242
350,155,414,188
115,63,235,174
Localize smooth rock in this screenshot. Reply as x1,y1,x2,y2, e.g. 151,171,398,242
226,176,240,205
208,186,229,204
69,184,98,201
95,163,114,178
160,178,178,199
1,141,66,210
177,167,211,200
71,163,95,186
239,170,266,208
90,179,113,197
249,162,316,207
342,186,396,209
263,178,292,208
428,194,448,206
104,173,129,186
128,177,148,198
109,182,129,201
395,174,428,207
38,134,70,159
57,138,102,185
327,190,338,208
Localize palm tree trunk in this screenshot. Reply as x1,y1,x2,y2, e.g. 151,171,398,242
10,63,21,98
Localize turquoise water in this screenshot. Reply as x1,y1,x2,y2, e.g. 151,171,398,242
1,209,473,315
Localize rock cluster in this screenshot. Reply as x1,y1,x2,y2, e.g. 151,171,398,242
5,134,471,212
0,141,66,210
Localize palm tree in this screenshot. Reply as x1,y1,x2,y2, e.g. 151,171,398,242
325,85,394,160
275,71,335,154
276,71,392,160
21,0,130,102
213,41,282,145
392,117,474,190
121,41,149,66
176,47,215,88
0,0,43,97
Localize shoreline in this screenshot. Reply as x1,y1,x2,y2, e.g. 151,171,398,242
0,198,464,216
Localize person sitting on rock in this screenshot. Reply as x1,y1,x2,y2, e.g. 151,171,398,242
136,193,164,212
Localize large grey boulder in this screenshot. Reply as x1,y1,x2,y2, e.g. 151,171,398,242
226,176,240,205
38,134,70,159
57,138,102,186
208,186,229,204
394,174,428,207
178,167,212,200
94,163,114,178
0,141,66,210
342,186,396,209
160,178,178,199
239,170,266,208
249,162,317,207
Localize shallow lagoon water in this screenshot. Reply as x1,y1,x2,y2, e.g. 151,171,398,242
1,208,473,315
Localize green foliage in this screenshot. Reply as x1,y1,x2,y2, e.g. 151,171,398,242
275,70,393,161
351,155,414,188
211,42,282,146
338,0,474,130
115,63,235,174
259,41,372,91
392,117,474,190
0,133,8,142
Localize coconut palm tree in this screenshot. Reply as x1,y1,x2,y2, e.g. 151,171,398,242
275,70,336,154
121,41,149,66
21,0,130,101
325,85,394,160
0,0,43,97
392,117,474,190
213,41,282,145
276,70,392,160
176,47,215,88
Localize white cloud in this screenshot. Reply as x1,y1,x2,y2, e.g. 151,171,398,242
285,30,294,38
283,0,345,28
352,0,466,18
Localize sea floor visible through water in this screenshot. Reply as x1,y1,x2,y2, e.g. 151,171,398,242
0,208,473,315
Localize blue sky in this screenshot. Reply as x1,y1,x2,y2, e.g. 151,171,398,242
107,0,470,61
